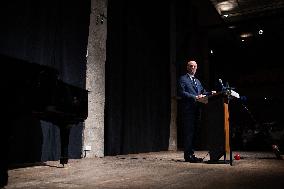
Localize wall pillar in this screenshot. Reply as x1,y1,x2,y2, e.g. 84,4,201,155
83,0,108,157
168,0,178,151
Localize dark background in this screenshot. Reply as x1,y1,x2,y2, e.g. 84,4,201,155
0,0,90,163
0,0,283,166
105,0,171,155
207,12,284,151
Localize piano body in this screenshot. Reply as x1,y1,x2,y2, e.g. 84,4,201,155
1,54,88,167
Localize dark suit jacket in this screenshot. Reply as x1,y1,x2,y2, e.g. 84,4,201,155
178,74,207,115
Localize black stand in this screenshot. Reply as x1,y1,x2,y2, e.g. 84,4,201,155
199,92,235,166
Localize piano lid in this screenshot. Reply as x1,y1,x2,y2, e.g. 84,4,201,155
2,54,88,124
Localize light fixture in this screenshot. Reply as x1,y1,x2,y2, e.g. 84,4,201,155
216,0,237,14
240,32,253,38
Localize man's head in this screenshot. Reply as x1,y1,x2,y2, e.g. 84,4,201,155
186,60,197,75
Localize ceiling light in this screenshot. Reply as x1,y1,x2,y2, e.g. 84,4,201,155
216,0,237,14
240,33,253,38
258,29,263,35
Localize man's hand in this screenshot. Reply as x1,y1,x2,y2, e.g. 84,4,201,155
196,94,208,104
196,94,206,99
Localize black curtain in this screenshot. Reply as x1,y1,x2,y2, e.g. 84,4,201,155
105,0,171,155
0,0,90,163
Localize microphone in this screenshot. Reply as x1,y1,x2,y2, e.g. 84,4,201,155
218,79,224,90
225,82,229,88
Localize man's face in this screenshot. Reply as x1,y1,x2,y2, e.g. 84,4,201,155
186,61,197,75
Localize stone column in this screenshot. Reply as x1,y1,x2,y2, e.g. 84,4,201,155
168,0,178,151
83,0,108,158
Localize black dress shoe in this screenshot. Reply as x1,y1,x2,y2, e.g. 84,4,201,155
185,154,203,163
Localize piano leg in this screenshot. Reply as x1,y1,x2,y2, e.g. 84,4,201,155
0,122,9,187
59,124,71,166
0,161,8,188
0,144,8,187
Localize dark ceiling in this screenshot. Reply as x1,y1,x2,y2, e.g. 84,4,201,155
204,0,284,99
209,0,284,23
207,0,284,43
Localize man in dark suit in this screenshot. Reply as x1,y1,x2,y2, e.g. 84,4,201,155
178,59,215,163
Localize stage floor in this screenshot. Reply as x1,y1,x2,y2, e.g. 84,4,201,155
6,151,284,189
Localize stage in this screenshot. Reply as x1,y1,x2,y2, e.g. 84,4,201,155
6,151,284,188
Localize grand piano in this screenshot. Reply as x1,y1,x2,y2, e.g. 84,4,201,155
0,54,88,186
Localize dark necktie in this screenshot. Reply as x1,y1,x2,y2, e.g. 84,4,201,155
191,77,198,91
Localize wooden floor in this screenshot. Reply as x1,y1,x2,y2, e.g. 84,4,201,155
5,151,284,189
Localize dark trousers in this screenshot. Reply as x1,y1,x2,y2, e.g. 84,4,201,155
182,107,201,159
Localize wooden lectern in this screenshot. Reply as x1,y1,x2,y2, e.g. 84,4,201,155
198,90,239,165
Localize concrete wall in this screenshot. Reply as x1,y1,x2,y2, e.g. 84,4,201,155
83,0,108,157
169,0,178,151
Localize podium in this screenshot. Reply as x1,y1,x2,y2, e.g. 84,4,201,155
198,90,239,165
